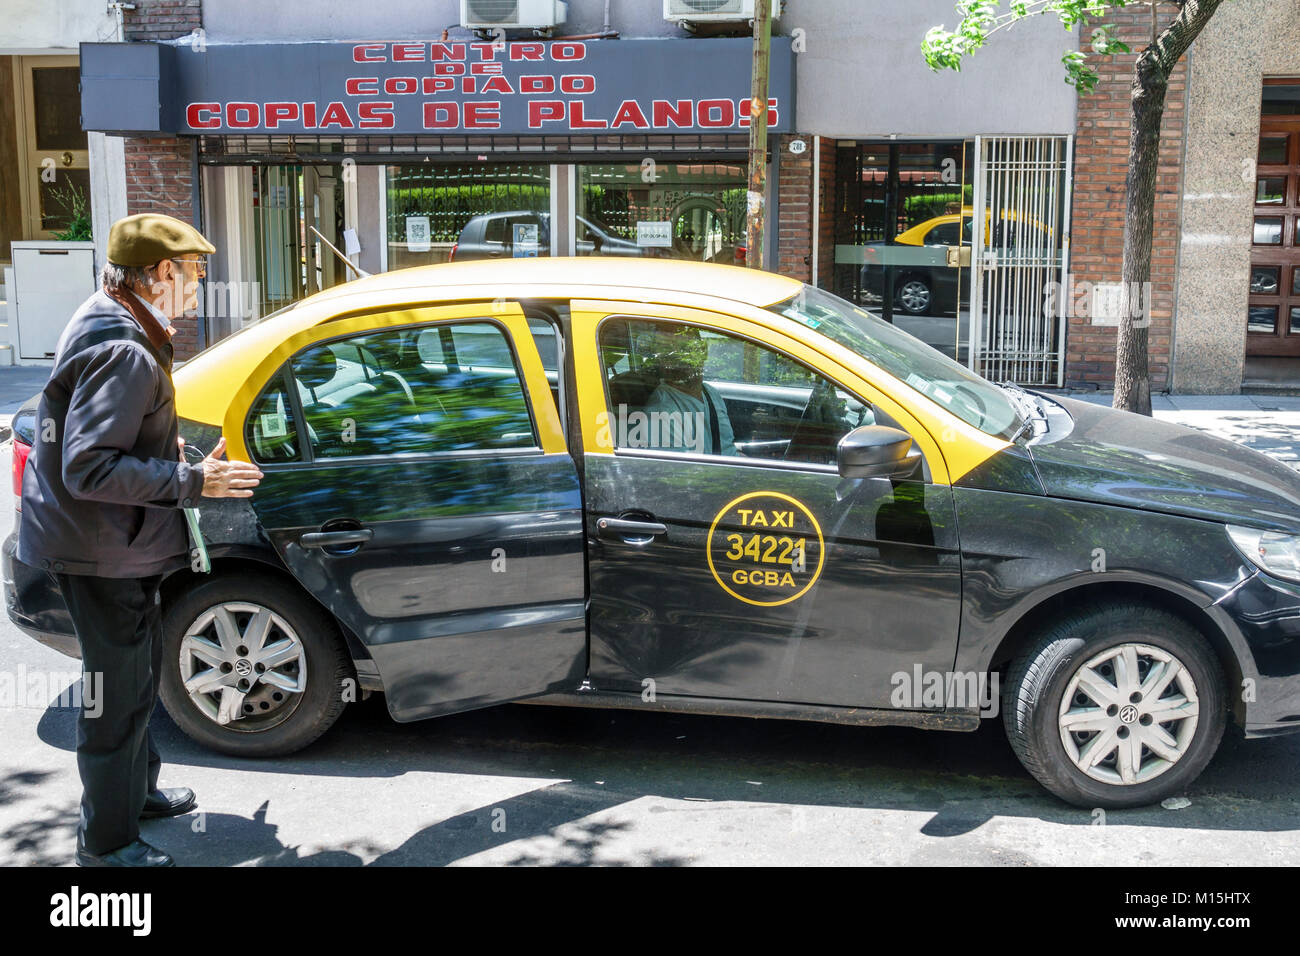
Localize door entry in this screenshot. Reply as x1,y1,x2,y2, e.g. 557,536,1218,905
968,136,1072,386
832,141,972,362
1247,106,1300,357
253,164,346,316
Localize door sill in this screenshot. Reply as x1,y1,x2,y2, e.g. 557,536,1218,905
520,688,981,732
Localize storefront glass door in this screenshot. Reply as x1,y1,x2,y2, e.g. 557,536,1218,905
252,164,346,316
832,141,972,362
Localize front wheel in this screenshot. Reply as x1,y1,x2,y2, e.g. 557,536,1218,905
1002,602,1226,808
159,573,355,757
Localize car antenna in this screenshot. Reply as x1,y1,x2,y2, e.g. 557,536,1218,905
308,225,372,279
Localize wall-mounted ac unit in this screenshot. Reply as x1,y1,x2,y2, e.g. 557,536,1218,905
461,0,567,29
663,0,781,23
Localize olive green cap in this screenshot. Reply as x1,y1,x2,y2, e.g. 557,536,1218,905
107,213,215,268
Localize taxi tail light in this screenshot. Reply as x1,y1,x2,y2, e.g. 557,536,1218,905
449,241,458,262
12,437,30,510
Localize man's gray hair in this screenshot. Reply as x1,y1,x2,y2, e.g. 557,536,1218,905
100,261,161,292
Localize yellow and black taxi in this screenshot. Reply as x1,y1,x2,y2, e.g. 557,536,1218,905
7,258,1300,808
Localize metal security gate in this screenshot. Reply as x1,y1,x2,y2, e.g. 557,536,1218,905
969,136,1072,385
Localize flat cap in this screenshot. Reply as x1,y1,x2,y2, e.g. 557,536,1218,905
107,213,215,268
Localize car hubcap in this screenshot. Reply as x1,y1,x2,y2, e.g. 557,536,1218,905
899,280,930,313
1058,643,1199,786
179,602,306,728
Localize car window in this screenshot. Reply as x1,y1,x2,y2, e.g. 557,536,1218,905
483,217,506,244
926,221,960,245
290,321,537,458
245,370,302,464
598,316,876,466
768,285,1021,440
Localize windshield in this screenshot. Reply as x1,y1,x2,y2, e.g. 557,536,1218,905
766,285,1022,441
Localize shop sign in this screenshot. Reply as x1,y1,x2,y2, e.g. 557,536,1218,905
81,38,796,137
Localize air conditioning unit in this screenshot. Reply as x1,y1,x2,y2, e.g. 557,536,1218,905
461,0,567,29
663,0,781,23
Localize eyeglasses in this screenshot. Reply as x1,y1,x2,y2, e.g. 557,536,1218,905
171,257,207,276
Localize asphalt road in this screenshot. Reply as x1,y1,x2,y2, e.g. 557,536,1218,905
1,370,1299,865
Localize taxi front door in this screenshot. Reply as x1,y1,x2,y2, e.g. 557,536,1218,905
571,301,963,711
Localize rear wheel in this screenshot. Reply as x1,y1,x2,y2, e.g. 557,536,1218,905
895,275,932,315
1002,602,1226,808
159,573,355,757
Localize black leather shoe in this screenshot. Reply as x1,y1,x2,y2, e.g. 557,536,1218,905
76,837,175,867
141,787,197,819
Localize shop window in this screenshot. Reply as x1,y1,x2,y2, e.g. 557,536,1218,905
1260,135,1290,166
1254,217,1284,245
576,162,746,265
1251,265,1281,295
1291,308,1300,334
1249,306,1278,334
1256,177,1287,205
292,322,536,458
385,163,550,269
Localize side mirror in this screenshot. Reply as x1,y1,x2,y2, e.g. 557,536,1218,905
836,425,922,480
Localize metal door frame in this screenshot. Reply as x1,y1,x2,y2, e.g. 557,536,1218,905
969,135,1073,386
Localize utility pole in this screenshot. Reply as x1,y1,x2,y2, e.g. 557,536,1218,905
745,0,772,271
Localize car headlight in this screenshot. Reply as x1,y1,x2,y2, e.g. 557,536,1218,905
1226,525,1300,583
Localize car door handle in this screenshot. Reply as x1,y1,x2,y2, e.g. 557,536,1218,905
597,517,667,543
300,528,374,548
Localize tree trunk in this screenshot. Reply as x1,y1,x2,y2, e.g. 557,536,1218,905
1113,52,1166,416
1112,0,1226,415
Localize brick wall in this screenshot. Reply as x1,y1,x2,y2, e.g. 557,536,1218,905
1067,9,1187,390
123,0,201,42
775,133,813,281
816,137,836,290
773,134,839,287
123,1,205,358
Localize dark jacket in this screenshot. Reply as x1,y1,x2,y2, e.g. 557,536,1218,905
18,288,207,578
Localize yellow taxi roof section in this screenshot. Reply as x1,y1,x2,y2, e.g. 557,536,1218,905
174,258,802,426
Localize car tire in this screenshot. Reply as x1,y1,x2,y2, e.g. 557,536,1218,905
159,572,355,757
895,275,932,315
1002,602,1226,809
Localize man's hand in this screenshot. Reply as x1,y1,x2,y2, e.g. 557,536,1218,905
200,437,264,498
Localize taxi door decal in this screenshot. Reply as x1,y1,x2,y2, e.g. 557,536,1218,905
706,491,825,607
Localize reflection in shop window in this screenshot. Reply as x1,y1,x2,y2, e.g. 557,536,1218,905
577,162,747,264
386,163,550,269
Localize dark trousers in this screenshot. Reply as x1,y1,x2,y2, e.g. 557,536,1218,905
55,571,165,855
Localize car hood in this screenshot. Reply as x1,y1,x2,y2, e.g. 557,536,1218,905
1026,394,1300,533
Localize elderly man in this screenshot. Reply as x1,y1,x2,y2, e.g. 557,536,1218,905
19,214,264,867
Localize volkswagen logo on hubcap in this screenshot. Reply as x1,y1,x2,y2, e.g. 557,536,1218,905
1119,704,1139,724
235,659,253,677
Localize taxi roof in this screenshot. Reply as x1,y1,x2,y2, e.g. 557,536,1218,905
307,256,803,310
